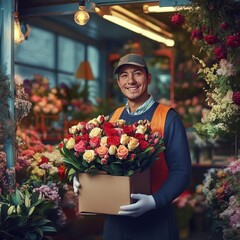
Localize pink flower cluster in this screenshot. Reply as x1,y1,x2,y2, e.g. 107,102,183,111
59,115,165,176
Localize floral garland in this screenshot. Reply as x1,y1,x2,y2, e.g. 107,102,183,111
171,0,240,140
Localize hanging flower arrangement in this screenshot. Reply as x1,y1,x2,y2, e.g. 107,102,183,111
171,0,240,139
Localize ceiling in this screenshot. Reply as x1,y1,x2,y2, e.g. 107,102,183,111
19,1,182,45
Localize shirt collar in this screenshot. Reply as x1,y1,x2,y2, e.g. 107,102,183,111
125,95,155,115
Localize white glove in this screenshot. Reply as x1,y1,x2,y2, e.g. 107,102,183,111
73,175,80,195
118,193,156,217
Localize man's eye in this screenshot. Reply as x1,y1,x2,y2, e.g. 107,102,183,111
134,71,142,76
120,74,127,78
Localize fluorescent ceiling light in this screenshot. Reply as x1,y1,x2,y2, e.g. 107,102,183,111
145,6,177,13
143,4,192,13
102,6,174,47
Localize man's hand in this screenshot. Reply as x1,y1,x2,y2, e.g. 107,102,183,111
118,193,156,217
73,175,80,195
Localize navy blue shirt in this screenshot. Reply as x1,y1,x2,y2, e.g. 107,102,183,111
118,102,192,208
104,102,192,240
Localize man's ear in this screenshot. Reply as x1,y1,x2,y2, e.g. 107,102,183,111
117,78,120,87
147,73,152,85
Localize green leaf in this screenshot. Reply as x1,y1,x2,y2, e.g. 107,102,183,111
28,206,35,216
41,226,57,233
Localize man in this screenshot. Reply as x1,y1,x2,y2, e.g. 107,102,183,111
74,53,192,240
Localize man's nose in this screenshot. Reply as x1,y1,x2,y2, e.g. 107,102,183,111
128,73,136,83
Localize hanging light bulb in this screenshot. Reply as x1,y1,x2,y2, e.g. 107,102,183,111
14,12,25,44
74,0,90,25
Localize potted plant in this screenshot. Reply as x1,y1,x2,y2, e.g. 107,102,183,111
0,189,57,240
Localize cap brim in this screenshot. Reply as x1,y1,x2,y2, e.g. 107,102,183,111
113,62,146,75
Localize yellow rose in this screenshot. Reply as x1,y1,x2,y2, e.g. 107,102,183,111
108,145,117,155
120,134,130,145
76,122,85,131
116,119,126,127
69,125,77,134
88,118,99,126
136,125,147,134
83,150,96,163
33,152,42,163
89,127,103,138
127,137,139,151
100,136,108,146
66,137,75,149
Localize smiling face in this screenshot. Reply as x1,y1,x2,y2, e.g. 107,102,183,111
117,64,151,111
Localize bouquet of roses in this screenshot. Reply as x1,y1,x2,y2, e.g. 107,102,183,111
58,115,165,178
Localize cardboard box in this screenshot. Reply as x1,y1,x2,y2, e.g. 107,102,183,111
78,169,150,215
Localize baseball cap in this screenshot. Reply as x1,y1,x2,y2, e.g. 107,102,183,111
113,53,148,75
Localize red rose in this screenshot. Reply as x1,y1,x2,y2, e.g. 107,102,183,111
139,140,149,150
38,156,49,165
89,136,101,148
81,133,89,142
106,128,118,136
191,29,203,40
58,142,64,149
134,133,145,140
171,13,185,26
107,136,120,146
103,122,114,131
58,165,65,180
123,125,134,135
75,135,82,143
219,22,229,30
233,91,240,106
204,34,218,45
214,46,227,60
226,35,240,48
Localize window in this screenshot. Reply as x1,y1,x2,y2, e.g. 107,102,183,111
14,25,100,101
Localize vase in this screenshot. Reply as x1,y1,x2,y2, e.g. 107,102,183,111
179,226,190,239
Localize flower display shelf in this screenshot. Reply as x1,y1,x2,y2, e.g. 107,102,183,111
34,113,64,141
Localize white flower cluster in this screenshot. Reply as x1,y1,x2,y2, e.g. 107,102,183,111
193,56,240,138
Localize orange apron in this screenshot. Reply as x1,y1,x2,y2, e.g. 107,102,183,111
110,104,170,193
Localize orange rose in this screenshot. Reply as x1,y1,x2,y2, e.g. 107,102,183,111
117,145,129,160
95,146,108,158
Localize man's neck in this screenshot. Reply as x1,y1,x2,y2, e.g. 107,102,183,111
127,95,150,113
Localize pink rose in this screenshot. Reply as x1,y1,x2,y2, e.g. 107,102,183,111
74,140,87,153
100,158,107,164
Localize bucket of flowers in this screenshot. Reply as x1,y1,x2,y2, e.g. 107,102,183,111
58,115,165,215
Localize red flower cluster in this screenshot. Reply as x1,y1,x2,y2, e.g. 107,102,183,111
233,91,240,106
226,35,240,48
59,115,165,176
171,13,185,26
204,34,218,45
214,46,227,60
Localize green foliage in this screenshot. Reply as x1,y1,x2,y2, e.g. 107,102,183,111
0,189,57,240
